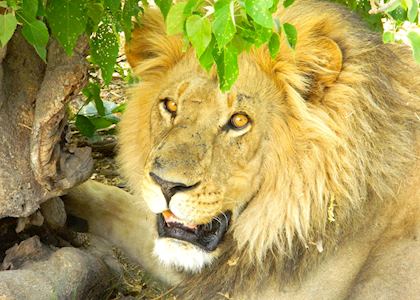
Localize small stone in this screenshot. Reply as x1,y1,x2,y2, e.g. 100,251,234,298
15,211,44,233
0,240,119,299
40,197,67,229
1,236,51,271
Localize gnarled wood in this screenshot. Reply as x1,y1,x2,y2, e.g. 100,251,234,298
0,31,93,218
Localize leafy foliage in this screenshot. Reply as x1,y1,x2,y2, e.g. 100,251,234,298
75,114,96,138
375,0,420,63
186,15,212,57
90,14,119,85
332,0,382,31
164,0,296,91
334,0,420,63
76,81,125,137
0,0,138,136
0,0,419,136
46,0,87,56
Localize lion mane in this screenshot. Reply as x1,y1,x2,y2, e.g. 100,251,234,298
67,0,419,298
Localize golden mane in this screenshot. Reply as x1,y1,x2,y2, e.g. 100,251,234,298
118,0,419,297
235,1,419,261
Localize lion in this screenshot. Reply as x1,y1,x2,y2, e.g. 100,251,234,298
64,0,420,298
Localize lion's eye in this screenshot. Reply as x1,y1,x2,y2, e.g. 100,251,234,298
163,98,177,114
230,113,250,129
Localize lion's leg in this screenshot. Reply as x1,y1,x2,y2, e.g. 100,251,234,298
63,180,182,285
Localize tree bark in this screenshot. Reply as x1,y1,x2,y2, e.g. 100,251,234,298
0,30,93,218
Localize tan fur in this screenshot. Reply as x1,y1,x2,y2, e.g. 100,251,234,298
65,0,420,299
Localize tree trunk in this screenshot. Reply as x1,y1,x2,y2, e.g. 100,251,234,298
0,32,121,299
0,30,93,219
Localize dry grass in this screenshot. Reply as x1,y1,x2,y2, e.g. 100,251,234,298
109,248,176,300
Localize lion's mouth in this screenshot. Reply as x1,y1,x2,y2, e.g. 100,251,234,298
157,210,231,252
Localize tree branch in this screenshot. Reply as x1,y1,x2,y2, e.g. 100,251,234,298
30,37,93,193
369,0,400,14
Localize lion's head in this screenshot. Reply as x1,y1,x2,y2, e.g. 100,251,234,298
118,0,418,280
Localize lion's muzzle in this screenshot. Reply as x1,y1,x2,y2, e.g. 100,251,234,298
146,138,232,252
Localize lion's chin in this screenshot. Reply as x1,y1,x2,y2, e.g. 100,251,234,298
153,238,218,273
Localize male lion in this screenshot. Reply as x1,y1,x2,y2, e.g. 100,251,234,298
65,0,420,298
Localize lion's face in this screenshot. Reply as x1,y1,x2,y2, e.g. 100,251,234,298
119,7,349,274
138,66,281,271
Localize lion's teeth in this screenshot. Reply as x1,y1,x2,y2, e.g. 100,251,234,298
162,210,197,229
162,210,175,220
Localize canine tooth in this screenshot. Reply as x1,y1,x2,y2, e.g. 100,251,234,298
162,210,197,229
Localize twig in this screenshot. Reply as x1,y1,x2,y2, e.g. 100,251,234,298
151,284,179,300
369,0,399,14
18,123,33,131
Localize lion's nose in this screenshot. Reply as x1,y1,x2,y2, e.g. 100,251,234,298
149,172,199,204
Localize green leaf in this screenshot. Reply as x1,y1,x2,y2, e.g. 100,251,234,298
46,0,87,55
122,0,140,40
268,32,280,58
238,24,258,44
21,0,38,20
112,103,127,113
186,15,212,58
245,0,274,29
76,115,95,137
253,22,273,47
21,19,49,61
6,0,18,10
382,31,395,44
283,0,295,8
389,6,407,22
104,0,120,14
0,13,17,47
385,0,402,12
166,2,187,35
199,36,216,71
102,114,120,123
155,0,172,19
90,15,119,85
0,1,8,8
213,0,236,48
283,22,297,49
407,0,418,22
407,31,420,63
37,0,45,17
16,0,48,60
93,99,105,117
231,35,253,53
213,43,239,92
87,1,104,32
270,0,280,12
184,0,203,15
89,116,115,129
83,82,105,116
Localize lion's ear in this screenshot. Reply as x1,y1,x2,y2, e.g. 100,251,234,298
309,37,342,85
125,9,183,79
270,36,343,101
296,37,343,100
